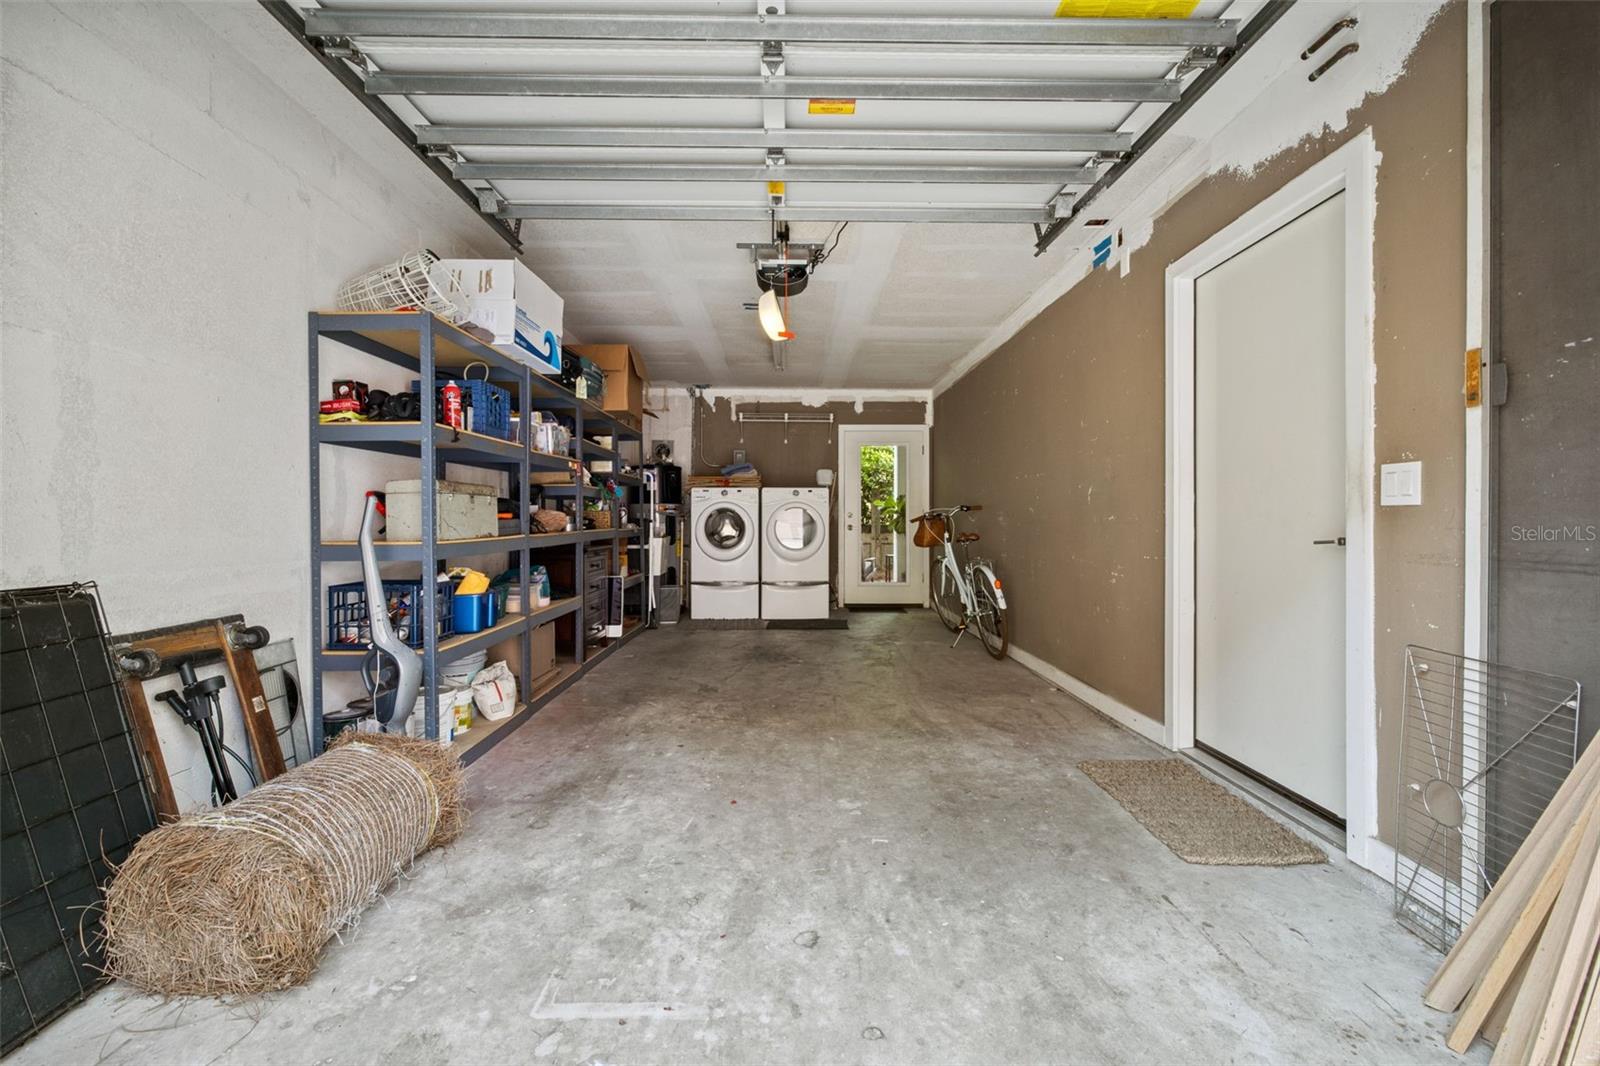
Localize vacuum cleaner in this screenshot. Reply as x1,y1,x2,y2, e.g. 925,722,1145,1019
352,492,422,734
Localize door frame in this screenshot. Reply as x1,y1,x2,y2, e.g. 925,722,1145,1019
837,424,930,605
1163,131,1381,873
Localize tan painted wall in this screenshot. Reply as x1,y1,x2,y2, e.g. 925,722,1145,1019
932,7,1467,844
691,398,928,592
692,398,927,483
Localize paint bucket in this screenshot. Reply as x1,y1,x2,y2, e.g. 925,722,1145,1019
440,649,488,687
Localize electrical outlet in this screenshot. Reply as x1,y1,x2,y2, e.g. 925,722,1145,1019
733,449,747,465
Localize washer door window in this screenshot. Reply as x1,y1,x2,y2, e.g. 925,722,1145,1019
767,502,824,563
700,504,753,561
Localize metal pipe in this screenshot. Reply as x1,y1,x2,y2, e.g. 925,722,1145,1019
306,11,1238,49
364,73,1182,104
497,203,1052,224
1308,42,1360,83
1302,17,1358,61
454,162,1096,184
418,125,1134,153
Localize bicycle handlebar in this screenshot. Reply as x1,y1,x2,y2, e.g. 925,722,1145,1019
915,504,981,520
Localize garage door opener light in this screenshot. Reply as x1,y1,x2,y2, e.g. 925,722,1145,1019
758,288,794,342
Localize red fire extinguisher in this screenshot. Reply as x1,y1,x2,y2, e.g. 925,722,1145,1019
441,380,463,430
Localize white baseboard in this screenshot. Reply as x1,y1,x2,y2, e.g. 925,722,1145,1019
1008,644,1168,746
1359,837,1400,886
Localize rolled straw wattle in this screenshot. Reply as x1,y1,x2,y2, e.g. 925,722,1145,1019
102,733,464,997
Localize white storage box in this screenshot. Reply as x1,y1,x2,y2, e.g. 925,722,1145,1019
384,479,497,540
433,258,564,375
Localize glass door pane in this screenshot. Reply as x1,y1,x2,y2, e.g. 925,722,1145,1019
858,443,908,585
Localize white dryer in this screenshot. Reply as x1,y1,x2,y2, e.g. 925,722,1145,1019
690,487,760,618
761,487,830,619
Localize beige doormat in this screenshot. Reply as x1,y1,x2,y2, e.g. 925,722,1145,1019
1078,759,1325,866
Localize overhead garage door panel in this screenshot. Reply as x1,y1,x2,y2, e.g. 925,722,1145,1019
293,0,1252,238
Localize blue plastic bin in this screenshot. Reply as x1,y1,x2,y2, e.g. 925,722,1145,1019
451,592,497,634
413,377,513,440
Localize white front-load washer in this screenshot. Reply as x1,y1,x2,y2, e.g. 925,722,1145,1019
690,487,760,618
761,487,830,619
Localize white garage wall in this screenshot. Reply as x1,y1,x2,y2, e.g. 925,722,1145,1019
0,2,510,793
643,386,695,469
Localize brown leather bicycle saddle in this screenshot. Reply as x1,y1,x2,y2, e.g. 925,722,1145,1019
956,531,981,543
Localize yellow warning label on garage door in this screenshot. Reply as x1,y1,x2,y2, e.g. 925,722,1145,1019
1055,0,1199,17
807,99,856,115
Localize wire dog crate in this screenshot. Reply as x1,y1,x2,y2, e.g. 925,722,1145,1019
335,250,466,323
1394,645,1581,952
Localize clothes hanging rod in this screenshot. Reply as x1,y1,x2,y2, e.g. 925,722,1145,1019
737,413,836,425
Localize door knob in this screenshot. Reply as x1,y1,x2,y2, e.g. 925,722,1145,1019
1312,537,1347,546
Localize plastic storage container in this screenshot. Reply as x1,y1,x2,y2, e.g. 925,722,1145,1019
325,577,453,649
451,592,498,634
412,376,512,440
657,585,682,624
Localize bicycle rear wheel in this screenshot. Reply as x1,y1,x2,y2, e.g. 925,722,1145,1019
932,559,964,632
972,580,1009,659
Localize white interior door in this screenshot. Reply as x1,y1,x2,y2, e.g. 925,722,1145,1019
839,426,929,605
1195,193,1348,820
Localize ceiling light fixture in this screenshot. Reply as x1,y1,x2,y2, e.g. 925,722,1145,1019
757,288,794,342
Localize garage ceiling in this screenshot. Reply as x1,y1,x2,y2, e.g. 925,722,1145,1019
283,0,1269,387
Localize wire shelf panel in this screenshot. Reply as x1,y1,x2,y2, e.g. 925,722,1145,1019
1394,645,1581,952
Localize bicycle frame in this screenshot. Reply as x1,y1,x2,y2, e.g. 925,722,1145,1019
936,543,976,615
931,516,1007,617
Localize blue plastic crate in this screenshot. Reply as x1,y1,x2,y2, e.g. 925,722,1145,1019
326,578,454,650
413,377,513,440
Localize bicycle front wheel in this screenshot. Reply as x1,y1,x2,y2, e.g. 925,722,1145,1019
972,579,1009,659
931,558,964,632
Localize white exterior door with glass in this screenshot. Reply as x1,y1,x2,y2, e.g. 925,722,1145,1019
838,426,929,605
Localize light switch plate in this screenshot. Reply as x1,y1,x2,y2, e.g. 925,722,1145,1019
1380,461,1423,506
732,449,747,465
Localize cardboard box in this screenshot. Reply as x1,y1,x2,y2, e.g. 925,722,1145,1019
434,259,564,375
485,624,560,699
567,344,648,418
531,622,559,688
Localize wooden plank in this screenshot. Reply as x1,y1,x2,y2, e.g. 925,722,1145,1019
1530,808,1600,1064
117,673,178,821
121,624,233,663
1428,740,1600,1010
1486,956,1531,1047
212,621,289,784
1449,804,1590,1052
1495,795,1600,1066
1563,951,1599,1066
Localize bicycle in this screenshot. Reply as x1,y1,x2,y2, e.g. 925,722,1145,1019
913,505,1009,659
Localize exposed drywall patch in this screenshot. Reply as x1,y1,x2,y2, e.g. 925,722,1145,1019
1207,3,1444,181
935,0,1448,397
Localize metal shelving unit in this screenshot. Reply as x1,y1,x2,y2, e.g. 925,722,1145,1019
308,310,646,765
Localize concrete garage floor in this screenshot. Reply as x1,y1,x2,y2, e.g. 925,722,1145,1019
16,611,1481,1065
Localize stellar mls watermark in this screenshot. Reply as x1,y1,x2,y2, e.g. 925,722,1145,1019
1509,524,1598,542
